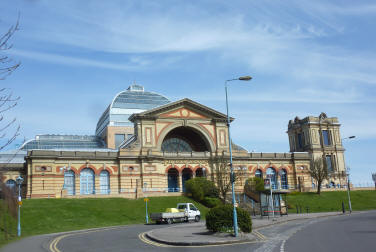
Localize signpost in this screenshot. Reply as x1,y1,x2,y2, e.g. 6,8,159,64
144,198,149,224
265,174,275,221
16,176,24,237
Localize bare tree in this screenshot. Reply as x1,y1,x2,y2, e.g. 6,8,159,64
1,17,20,80
0,17,21,192
308,157,328,195
0,17,20,152
211,154,247,203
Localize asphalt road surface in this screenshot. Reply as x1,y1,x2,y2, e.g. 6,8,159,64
284,210,376,252
1,211,375,252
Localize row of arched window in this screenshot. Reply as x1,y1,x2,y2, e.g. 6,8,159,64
255,167,288,189
63,168,110,195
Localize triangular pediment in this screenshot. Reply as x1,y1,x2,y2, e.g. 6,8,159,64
129,98,232,122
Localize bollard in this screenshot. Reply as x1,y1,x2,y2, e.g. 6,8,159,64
306,206,309,214
342,201,345,214
296,206,299,214
299,206,302,214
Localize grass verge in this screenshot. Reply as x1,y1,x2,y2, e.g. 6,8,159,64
286,190,376,213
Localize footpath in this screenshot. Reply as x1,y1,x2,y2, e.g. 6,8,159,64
146,211,344,246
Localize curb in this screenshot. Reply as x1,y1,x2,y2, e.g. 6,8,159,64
144,212,347,246
145,231,255,246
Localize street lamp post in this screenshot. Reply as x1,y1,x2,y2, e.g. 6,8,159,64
342,136,355,213
346,166,352,213
144,182,149,224
225,75,252,237
16,176,24,237
60,165,71,197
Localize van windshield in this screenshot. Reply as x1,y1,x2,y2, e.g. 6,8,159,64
178,205,186,210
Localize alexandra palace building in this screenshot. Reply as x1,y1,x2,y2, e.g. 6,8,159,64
0,84,348,199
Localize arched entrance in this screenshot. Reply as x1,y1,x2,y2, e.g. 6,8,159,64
266,167,277,189
5,179,16,194
80,168,95,195
64,170,75,195
182,168,193,192
161,126,210,152
195,167,206,177
99,170,110,194
255,169,263,178
167,168,179,192
280,169,288,189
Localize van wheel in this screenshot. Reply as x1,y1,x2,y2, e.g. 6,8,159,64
194,215,200,222
167,218,172,224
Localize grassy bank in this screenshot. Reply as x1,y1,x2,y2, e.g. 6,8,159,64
0,203,18,247
286,190,376,213
0,196,207,247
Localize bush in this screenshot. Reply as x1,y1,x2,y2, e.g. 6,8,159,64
185,177,219,202
202,197,222,208
245,177,264,192
205,204,252,233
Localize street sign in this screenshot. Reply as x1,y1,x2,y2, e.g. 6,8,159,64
18,201,22,206
144,198,149,202
264,179,270,189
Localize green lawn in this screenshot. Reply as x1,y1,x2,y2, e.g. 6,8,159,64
0,196,207,247
286,190,376,213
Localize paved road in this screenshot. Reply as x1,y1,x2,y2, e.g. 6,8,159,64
284,210,376,252
2,211,375,252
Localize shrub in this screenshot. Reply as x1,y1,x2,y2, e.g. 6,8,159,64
202,197,222,208
205,204,252,233
185,177,219,202
245,177,264,192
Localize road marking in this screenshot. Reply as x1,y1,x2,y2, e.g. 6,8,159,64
280,240,286,252
253,230,267,241
138,232,172,247
49,226,125,252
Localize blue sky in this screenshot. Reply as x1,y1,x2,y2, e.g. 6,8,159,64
0,0,375,184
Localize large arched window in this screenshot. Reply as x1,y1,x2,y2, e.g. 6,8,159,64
255,169,263,178
162,138,192,152
64,170,75,195
266,167,277,189
100,170,110,194
161,127,209,152
280,169,288,189
167,168,179,192
80,168,95,195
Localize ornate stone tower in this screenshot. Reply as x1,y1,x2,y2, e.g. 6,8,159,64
287,113,347,187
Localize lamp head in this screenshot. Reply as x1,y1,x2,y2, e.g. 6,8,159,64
349,136,355,139
238,76,252,81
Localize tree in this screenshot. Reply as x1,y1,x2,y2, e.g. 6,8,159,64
308,157,328,195
211,154,247,203
0,18,21,239
185,177,218,202
0,17,20,151
1,18,20,80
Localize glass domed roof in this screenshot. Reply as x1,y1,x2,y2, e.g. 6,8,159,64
95,84,170,136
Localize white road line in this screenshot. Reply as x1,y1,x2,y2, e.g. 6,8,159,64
280,240,286,252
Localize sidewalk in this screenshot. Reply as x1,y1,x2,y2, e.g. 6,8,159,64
145,211,344,246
